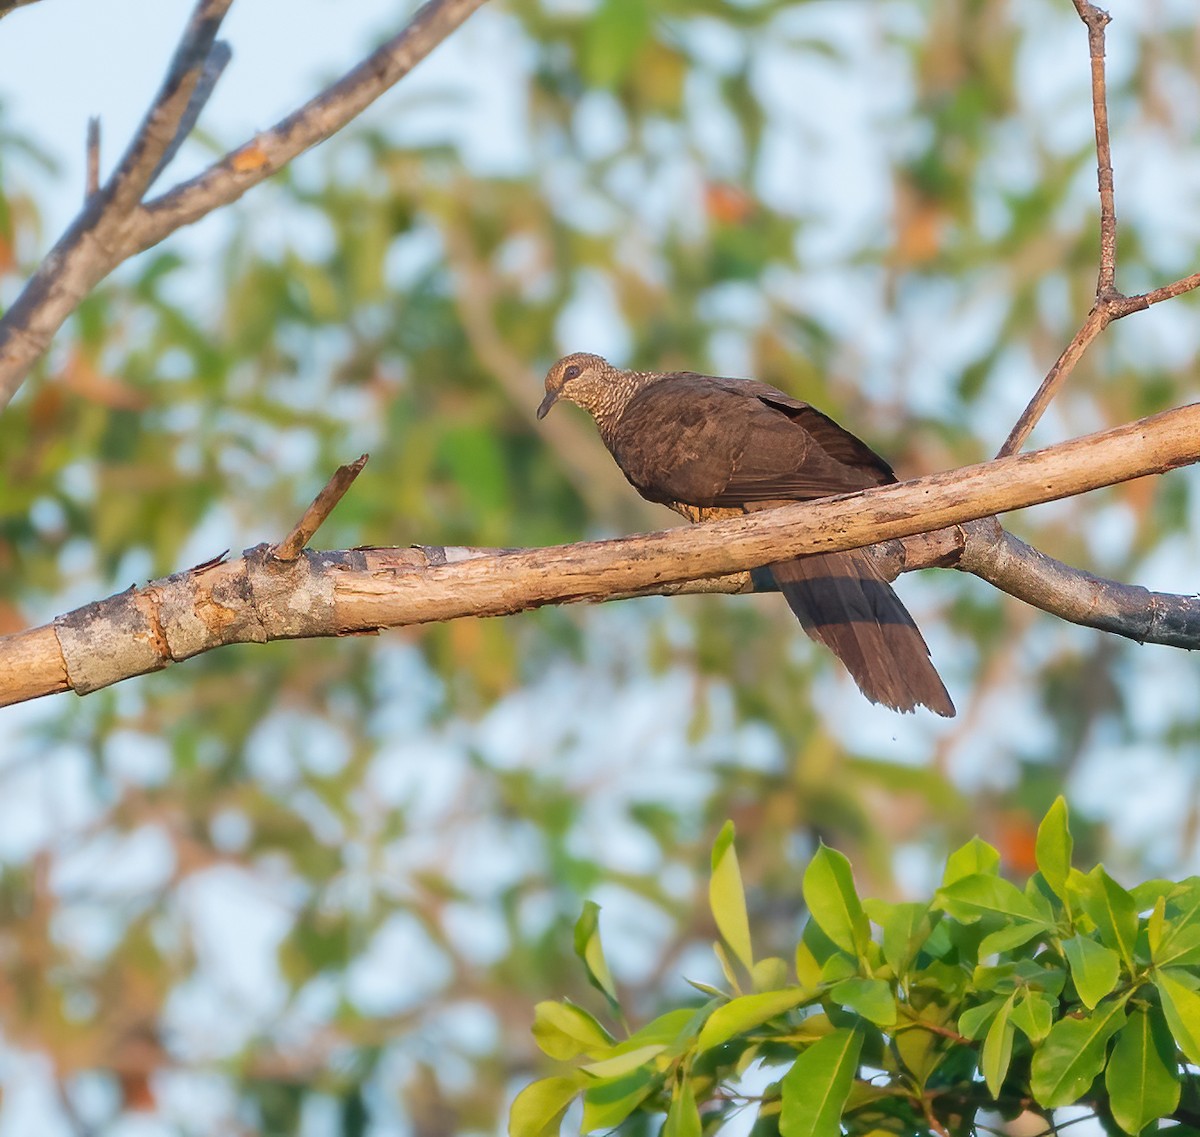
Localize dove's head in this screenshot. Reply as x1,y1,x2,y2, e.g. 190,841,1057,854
537,352,627,421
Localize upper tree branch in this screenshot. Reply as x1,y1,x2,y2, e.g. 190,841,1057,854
998,2,1200,457
3,401,1199,708
0,0,489,411
146,40,233,191
1074,0,1117,294
108,0,233,214
0,0,234,409
136,0,490,246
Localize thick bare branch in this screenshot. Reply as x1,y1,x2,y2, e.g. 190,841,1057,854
3,401,1199,708
959,518,1200,647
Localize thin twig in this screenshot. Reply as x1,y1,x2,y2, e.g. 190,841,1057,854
997,306,1105,457
272,454,368,561
894,1018,972,1047
85,117,100,202
976,1111,1097,1137
1074,1,1117,295
1000,2,1200,457
999,2,1117,456
919,1091,950,1137
1128,270,1200,308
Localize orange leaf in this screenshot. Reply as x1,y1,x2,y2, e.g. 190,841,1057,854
705,183,755,225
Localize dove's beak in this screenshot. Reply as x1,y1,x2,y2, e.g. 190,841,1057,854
536,390,558,420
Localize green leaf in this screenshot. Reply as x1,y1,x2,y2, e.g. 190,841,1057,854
697,988,813,1052
580,1069,657,1132
895,1003,957,1086
978,920,1048,956
936,873,1050,925
1154,922,1200,969
803,844,869,957
1154,968,1200,1066
532,1000,614,1060
779,1027,865,1137
508,1076,581,1137
580,1043,666,1078
626,1007,704,1049
752,955,790,993
873,901,932,976
1036,796,1073,903
1148,898,1167,959
1011,991,1054,1042
1105,1005,1180,1135
574,902,618,1008
982,994,1016,1099
959,997,1007,1040
711,821,754,973
1081,867,1139,971
943,837,1000,886
713,941,741,993
829,978,896,1027
1130,880,1176,912
1030,997,1127,1108
663,1078,701,1137
1062,935,1121,1009
794,939,824,991
579,0,652,87
819,952,857,984
1167,877,1200,916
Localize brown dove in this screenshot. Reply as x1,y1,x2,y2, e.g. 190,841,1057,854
537,352,953,716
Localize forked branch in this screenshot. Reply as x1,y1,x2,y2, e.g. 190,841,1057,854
0,0,490,411
999,2,1200,456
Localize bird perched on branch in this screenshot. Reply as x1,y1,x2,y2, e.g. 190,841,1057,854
537,352,954,717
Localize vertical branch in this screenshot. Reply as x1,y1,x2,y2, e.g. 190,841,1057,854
999,2,1200,456
998,1,1118,457
1074,0,1117,295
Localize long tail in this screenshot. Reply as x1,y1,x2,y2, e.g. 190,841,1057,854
770,551,954,717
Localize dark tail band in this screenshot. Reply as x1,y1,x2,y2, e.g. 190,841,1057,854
770,551,955,717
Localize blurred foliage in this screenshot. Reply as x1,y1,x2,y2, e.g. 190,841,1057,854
0,0,1199,1133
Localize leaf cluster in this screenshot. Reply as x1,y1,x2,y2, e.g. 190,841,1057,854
514,801,1200,1137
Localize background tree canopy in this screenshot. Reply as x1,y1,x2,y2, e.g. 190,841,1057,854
0,0,1199,1133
